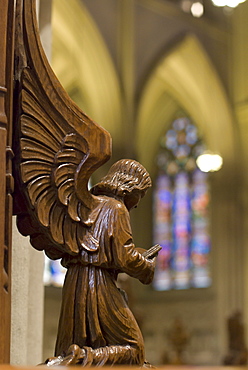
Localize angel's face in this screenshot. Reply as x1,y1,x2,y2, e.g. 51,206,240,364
124,190,146,211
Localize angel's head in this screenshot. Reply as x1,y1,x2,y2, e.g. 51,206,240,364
91,159,152,210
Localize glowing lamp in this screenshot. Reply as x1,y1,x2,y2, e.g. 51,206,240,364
196,153,223,172
191,2,204,17
211,0,246,7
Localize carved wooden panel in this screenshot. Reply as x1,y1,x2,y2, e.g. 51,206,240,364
0,0,15,364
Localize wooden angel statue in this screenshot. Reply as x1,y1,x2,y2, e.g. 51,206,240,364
13,0,160,367
45,159,158,367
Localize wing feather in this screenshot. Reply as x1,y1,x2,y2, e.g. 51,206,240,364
50,204,66,245
21,90,65,139
57,179,74,206
56,148,84,165
21,115,61,151
22,69,67,138
36,188,57,227
54,164,77,192
27,175,51,206
21,161,52,182
21,138,55,162
67,192,81,222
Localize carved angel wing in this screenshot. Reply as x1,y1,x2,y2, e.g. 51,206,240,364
14,0,111,258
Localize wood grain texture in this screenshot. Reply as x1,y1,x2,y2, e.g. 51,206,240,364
0,0,15,364
2,365,245,370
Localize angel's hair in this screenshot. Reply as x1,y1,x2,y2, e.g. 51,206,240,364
91,159,152,197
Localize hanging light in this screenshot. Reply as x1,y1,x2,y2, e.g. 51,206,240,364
191,2,204,17
181,0,204,17
196,152,223,172
211,0,246,7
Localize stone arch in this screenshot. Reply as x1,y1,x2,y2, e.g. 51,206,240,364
136,34,236,177
51,0,122,145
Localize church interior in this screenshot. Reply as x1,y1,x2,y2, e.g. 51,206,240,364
9,0,248,367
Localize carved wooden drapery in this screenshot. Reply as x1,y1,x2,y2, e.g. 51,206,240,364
0,0,15,364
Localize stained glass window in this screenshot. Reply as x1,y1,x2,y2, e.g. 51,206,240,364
153,117,211,290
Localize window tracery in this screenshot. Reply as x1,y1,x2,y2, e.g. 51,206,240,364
153,117,211,290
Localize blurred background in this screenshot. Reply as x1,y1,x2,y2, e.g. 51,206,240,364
11,0,248,367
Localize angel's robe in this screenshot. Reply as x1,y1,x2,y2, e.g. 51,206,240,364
54,195,155,366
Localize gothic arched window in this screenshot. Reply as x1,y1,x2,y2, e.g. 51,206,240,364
153,117,211,290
